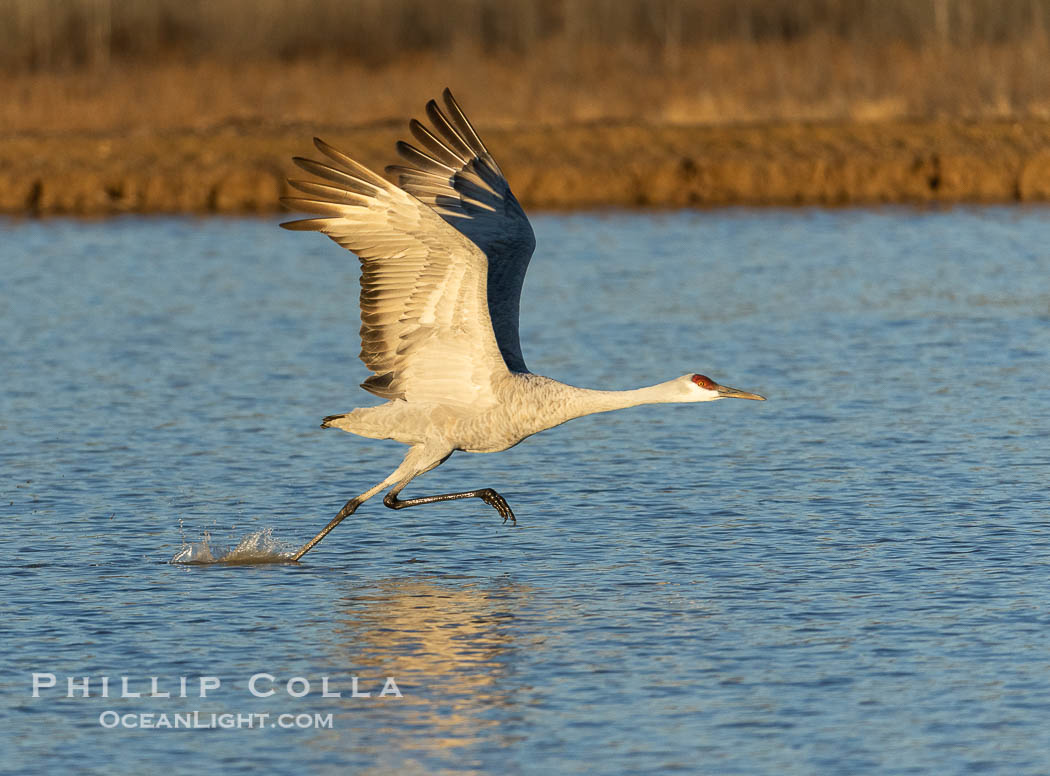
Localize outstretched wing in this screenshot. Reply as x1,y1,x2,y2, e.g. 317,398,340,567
281,138,509,408
387,88,536,374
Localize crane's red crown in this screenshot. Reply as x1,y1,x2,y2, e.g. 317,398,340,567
691,374,716,390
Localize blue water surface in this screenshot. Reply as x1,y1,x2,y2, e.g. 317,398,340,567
2,208,1049,774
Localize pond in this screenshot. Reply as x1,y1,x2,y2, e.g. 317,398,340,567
3,207,1050,774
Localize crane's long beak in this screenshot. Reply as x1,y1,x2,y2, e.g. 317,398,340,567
717,384,766,401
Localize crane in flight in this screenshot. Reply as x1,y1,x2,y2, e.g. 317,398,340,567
281,89,765,561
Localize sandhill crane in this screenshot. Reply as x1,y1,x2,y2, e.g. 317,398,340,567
281,89,765,561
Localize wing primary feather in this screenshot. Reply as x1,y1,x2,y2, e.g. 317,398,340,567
424,100,475,160
292,157,381,195
312,137,390,187
287,179,372,204
442,88,494,162
408,119,468,167
280,196,357,216
384,164,449,183
396,141,456,174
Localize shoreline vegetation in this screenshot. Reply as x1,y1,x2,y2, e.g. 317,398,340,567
7,118,1050,214
5,0,1050,212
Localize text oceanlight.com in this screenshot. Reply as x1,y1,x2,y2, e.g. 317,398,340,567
99,711,334,729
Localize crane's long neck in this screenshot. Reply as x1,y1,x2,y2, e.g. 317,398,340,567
535,377,688,432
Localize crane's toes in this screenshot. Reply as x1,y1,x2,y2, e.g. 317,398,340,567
479,489,516,526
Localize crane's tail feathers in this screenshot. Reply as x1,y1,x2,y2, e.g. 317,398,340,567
320,412,379,437
320,413,349,430
320,406,419,443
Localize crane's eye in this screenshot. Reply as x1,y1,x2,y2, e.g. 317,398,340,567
692,374,714,389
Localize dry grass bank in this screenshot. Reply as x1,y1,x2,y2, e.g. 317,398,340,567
6,118,1050,215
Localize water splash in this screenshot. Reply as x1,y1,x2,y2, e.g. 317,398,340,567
171,527,298,565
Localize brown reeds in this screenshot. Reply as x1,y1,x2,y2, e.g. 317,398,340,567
4,0,1050,74
5,0,1050,127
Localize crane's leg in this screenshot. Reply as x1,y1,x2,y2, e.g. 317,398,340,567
291,445,450,561
290,478,390,562
383,481,516,525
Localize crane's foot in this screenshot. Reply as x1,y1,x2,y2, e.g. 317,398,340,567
382,486,516,525
478,488,516,525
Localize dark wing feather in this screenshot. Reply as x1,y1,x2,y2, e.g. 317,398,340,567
388,88,536,374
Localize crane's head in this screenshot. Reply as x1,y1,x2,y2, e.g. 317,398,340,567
685,373,765,402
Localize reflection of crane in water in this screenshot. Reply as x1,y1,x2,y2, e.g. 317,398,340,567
282,89,765,561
